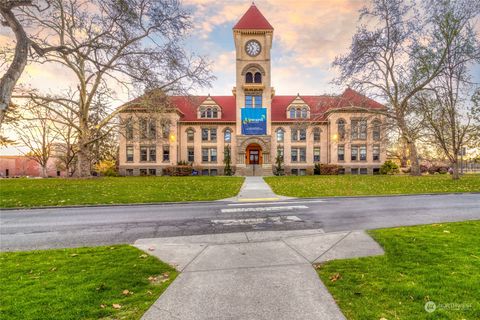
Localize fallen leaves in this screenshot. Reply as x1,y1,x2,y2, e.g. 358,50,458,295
330,273,341,282
148,247,155,251
112,303,122,309
122,289,133,296
148,272,171,284
139,254,148,259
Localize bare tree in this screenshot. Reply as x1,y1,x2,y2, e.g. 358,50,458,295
332,0,478,175
13,0,213,176
13,104,58,177
0,0,75,127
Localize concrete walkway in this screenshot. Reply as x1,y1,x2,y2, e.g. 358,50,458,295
222,176,291,202
135,229,384,320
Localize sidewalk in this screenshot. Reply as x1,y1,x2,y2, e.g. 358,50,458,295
135,229,384,320
222,176,292,202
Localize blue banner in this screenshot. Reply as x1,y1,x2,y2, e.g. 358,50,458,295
241,108,267,135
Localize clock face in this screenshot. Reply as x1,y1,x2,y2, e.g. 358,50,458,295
245,40,261,57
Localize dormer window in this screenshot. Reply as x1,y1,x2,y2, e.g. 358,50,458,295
288,106,309,119
200,106,219,119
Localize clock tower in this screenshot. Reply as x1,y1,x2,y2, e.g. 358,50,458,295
233,3,274,136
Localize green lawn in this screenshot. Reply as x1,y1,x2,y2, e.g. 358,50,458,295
264,174,480,197
317,221,480,320
0,176,244,208
0,245,177,320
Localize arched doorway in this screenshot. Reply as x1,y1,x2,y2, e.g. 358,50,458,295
246,143,262,165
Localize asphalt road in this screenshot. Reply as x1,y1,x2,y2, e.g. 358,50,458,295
1,193,479,251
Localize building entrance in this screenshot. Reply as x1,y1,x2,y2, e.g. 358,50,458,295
246,143,262,165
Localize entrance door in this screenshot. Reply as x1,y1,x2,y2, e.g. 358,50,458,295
249,150,259,164
246,143,262,165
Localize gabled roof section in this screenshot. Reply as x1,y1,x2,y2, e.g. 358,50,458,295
233,3,274,30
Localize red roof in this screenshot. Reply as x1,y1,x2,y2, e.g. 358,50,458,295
233,3,274,30
123,89,384,122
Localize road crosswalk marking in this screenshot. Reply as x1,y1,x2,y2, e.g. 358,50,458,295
221,205,308,213
211,215,303,226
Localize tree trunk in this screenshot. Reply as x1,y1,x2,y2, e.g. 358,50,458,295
41,165,47,178
452,160,460,180
77,143,91,177
408,141,421,176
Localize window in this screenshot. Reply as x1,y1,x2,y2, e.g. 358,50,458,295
126,169,133,176
202,148,217,162
338,119,346,140
149,169,157,176
301,108,308,119
338,145,345,161
351,168,359,175
291,148,306,162
360,145,367,161
149,147,156,162
245,94,262,108
125,119,134,140
295,108,301,119
210,148,217,162
202,128,209,141
188,148,195,162
360,168,368,175
291,148,298,162
246,72,253,83
140,146,148,162
277,146,284,161
291,128,306,142
187,129,194,142
373,120,381,141
162,145,170,162
373,145,380,161
224,129,231,143
140,146,156,162
202,148,209,162
351,120,367,140
299,169,307,176
313,127,320,142
276,128,284,142
254,72,262,83
210,128,217,141
299,148,306,162
139,118,148,139
314,147,320,162
162,123,169,139
140,169,147,176
210,169,218,176
289,108,295,119
126,145,134,162
200,107,219,119
373,168,380,175
149,120,156,139
351,146,358,161
291,169,298,176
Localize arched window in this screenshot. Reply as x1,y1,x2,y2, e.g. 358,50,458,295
206,108,212,118
224,129,231,143
254,72,262,83
200,107,206,118
289,108,295,119
301,107,308,118
276,128,284,142
295,108,301,119
246,72,253,83
212,108,218,118
372,120,381,141
337,119,346,140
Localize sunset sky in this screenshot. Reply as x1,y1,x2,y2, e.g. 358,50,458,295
2,0,479,99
